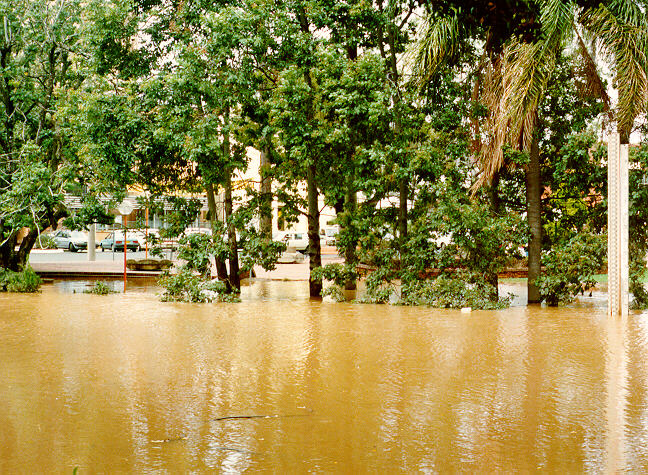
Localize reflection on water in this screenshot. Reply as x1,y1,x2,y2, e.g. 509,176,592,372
51,277,160,294
0,281,647,472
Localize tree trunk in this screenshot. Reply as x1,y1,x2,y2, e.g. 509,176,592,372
526,133,542,304
489,170,501,215
224,174,240,291
0,229,22,271
398,178,408,239
295,6,322,298
383,8,407,240
344,188,357,291
1,221,59,272
206,182,230,289
307,163,322,298
259,141,273,238
223,122,240,292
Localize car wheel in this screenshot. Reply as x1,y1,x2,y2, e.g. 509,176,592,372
101,245,105,252
69,243,78,253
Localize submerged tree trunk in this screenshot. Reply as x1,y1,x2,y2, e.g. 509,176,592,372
307,163,322,298
205,182,230,289
223,119,240,292
383,8,408,241
295,5,322,298
344,187,357,291
526,133,542,304
224,174,240,292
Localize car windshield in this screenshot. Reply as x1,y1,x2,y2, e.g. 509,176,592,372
70,231,86,238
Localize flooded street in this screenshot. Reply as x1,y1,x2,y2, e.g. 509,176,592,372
1,281,647,472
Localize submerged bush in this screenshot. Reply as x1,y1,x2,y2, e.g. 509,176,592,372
400,271,510,310
0,266,42,293
312,264,359,302
536,232,605,306
83,281,117,295
158,267,240,303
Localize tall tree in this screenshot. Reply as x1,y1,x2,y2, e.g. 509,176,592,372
0,0,103,271
414,0,648,304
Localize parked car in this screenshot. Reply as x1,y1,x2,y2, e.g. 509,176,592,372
322,227,339,246
52,230,88,252
100,231,141,252
183,227,212,237
274,231,309,252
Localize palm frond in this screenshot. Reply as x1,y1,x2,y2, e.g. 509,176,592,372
475,41,556,188
409,13,462,87
581,3,648,139
540,0,575,51
574,24,612,119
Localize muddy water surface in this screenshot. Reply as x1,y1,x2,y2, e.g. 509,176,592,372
0,282,647,472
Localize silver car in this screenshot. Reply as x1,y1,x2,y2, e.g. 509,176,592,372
52,230,88,252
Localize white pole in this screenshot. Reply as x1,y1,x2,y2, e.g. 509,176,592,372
608,133,629,317
620,143,629,316
88,223,96,261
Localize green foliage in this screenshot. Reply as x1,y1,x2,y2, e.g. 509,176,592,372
0,267,42,293
159,267,240,303
629,142,648,308
3,0,625,310
543,131,607,245
535,232,606,306
400,271,511,310
312,264,358,288
236,228,287,272
358,271,397,304
83,281,117,295
312,263,359,302
177,233,218,277
32,234,57,250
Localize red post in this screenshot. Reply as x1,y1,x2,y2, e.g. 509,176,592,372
123,228,127,289
145,207,149,259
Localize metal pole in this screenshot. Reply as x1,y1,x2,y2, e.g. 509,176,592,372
608,133,629,317
145,207,149,259
123,227,127,287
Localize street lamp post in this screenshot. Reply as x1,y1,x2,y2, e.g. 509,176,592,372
116,201,134,290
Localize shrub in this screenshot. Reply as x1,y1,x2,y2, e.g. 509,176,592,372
312,264,358,302
158,267,240,303
399,271,510,310
83,281,117,295
0,266,42,293
32,234,57,249
535,232,606,306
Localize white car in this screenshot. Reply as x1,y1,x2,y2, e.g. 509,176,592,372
322,227,339,245
52,230,88,252
274,231,309,252
99,231,141,252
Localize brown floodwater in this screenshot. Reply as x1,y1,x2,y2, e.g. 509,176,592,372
0,281,647,473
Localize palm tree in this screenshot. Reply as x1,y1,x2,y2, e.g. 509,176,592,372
412,0,648,304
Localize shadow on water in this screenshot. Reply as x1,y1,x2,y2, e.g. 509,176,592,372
0,279,646,472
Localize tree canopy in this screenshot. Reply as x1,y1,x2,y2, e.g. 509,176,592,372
2,0,648,307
